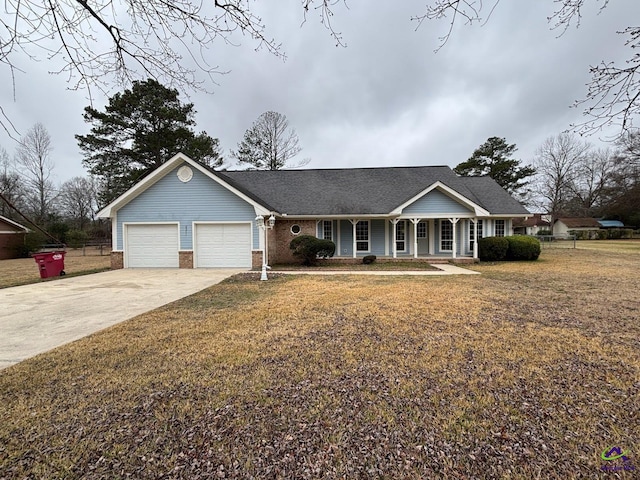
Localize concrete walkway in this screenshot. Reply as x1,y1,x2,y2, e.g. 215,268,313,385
273,264,481,275
0,268,242,370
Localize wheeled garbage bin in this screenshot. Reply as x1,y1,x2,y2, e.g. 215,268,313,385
33,251,66,278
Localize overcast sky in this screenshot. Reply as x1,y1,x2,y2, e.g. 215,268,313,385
1,0,638,185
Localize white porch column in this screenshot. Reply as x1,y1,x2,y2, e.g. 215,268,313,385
429,219,435,255
350,219,358,259
384,220,389,256
472,218,478,259
449,217,460,259
390,218,400,258
411,218,420,258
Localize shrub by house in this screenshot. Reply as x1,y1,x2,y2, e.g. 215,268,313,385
506,235,541,261
289,235,336,266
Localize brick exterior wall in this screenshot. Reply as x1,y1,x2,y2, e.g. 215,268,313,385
252,250,263,269
270,219,317,265
0,233,25,260
111,251,124,269
179,251,193,269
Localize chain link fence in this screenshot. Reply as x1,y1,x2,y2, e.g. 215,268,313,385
535,235,577,249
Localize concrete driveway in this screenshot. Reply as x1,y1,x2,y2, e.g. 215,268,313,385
0,268,243,370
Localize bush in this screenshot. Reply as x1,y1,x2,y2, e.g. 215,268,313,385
15,231,47,258
289,235,336,266
506,236,541,261
536,229,552,236
46,221,70,243
362,255,376,265
478,236,509,261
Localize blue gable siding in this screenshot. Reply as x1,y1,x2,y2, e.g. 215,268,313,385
116,164,258,250
403,189,473,215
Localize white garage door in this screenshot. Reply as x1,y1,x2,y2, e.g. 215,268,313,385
125,224,179,268
195,223,251,268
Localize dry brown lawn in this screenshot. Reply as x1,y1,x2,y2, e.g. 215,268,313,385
575,239,640,254
0,248,638,478
0,248,111,288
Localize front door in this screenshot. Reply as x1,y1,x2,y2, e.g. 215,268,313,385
417,221,429,255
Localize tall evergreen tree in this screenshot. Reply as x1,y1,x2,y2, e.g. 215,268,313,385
76,79,223,205
454,137,536,198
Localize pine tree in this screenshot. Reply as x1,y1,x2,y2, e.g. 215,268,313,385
76,79,223,205
455,137,536,198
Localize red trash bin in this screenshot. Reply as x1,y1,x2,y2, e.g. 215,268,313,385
32,251,66,279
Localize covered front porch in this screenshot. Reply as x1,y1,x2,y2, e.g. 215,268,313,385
314,217,504,261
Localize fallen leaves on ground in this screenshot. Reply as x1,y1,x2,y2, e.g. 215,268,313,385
0,249,638,479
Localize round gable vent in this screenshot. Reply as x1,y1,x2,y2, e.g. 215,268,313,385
177,165,193,183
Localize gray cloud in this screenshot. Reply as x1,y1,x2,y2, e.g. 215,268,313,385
1,1,638,184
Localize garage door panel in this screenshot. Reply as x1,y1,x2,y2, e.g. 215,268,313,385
126,224,179,268
195,223,251,268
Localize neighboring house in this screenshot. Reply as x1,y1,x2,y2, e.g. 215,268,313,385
97,153,530,269
553,218,601,236
512,214,551,235
0,215,29,260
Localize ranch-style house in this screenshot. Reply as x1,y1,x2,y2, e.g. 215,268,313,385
97,153,530,269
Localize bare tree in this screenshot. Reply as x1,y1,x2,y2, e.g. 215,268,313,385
59,176,97,230
412,1,640,135
15,123,56,223
567,148,615,216
532,133,591,224
233,111,307,170
604,130,640,225
0,146,25,219
0,1,346,137
2,1,636,137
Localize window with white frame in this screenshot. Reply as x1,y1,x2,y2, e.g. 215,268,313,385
322,220,333,241
469,219,483,249
395,221,406,252
495,219,505,237
356,221,370,252
440,220,453,251
417,222,427,238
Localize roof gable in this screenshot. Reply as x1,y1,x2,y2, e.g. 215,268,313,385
393,182,489,216
0,215,29,232
97,153,271,217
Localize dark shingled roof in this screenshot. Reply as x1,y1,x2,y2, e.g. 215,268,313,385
512,213,551,228
216,166,530,216
556,217,601,228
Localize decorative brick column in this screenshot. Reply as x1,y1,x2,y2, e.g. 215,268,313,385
252,251,263,269
111,251,124,269
179,251,193,268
